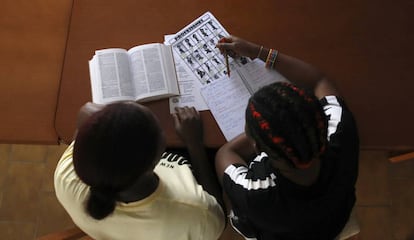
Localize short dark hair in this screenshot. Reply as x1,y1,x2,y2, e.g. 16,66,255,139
73,102,163,219
245,82,327,169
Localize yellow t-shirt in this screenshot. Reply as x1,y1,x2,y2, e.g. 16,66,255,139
54,143,225,240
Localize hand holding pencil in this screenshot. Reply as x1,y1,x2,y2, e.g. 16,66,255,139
218,38,231,77
216,35,263,60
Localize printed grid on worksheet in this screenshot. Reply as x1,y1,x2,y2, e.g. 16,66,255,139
172,18,229,85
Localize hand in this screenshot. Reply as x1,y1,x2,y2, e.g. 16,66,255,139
172,107,203,146
216,35,261,59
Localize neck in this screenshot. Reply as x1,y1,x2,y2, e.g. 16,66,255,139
271,158,320,186
117,172,159,203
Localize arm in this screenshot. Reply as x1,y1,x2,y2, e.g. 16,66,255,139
172,107,224,208
215,133,256,184
216,36,339,99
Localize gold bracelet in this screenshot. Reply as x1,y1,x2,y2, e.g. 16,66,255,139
265,49,279,69
270,50,279,68
265,49,273,68
256,46,264,59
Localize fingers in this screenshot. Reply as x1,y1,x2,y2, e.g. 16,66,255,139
175,106,199,119
218,35,237,44
173,107,203,143
217,36,241,58
191,106,199,118
217,36,234,50
216,43,237,58
172,112,180,129
216,42,235,52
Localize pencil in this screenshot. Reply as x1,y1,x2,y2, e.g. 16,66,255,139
225,51,230,77
218,38,230,77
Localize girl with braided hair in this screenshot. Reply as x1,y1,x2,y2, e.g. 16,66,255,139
215,36,359,240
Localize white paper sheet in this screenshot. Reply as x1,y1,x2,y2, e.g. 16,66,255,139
164,35,209,113
201,59,288,141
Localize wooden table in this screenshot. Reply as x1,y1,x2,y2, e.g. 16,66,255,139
56,0,414,149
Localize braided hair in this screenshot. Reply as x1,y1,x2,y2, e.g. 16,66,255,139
73,102,163,220
245,82,327,169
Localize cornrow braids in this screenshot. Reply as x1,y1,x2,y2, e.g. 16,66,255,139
245,82,327,169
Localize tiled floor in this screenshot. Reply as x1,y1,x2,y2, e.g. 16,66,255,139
0,145,413,239
0,144,74,239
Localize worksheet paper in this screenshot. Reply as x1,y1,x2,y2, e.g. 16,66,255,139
201,73,251,141
165,12,253,113
166,11,249,85
164,35,209,112
200,59,287,141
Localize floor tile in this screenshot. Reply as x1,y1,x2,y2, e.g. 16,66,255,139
10,144,48,162
0,221,36,240
356,206,393,240
0,144,11,188
36,192,75,237
42,144,68,192
390,178,414,240
389,158,414,180
0,161,44,221
0,146,412,240
356,150,390,206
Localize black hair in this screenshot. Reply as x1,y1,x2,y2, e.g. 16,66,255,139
245,82,327,169
73,102,163,220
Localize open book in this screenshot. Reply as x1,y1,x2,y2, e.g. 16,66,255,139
89,43,179,104
201,59,288,141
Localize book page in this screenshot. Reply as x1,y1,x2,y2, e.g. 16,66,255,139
164,34,209,113
128,44,172,101
160,45,180,97
200,74,251,141
236,59,288,94
90,48,136,104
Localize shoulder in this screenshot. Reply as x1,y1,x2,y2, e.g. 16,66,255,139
154,152,225,236
155,151,223,208
319,95,359,171
54,142,90,208
223,152,277,192
157,152,192,169
54,142,79,188
222,153,280,218
154,152,194,182
319,95,347,110
319,96,358,142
